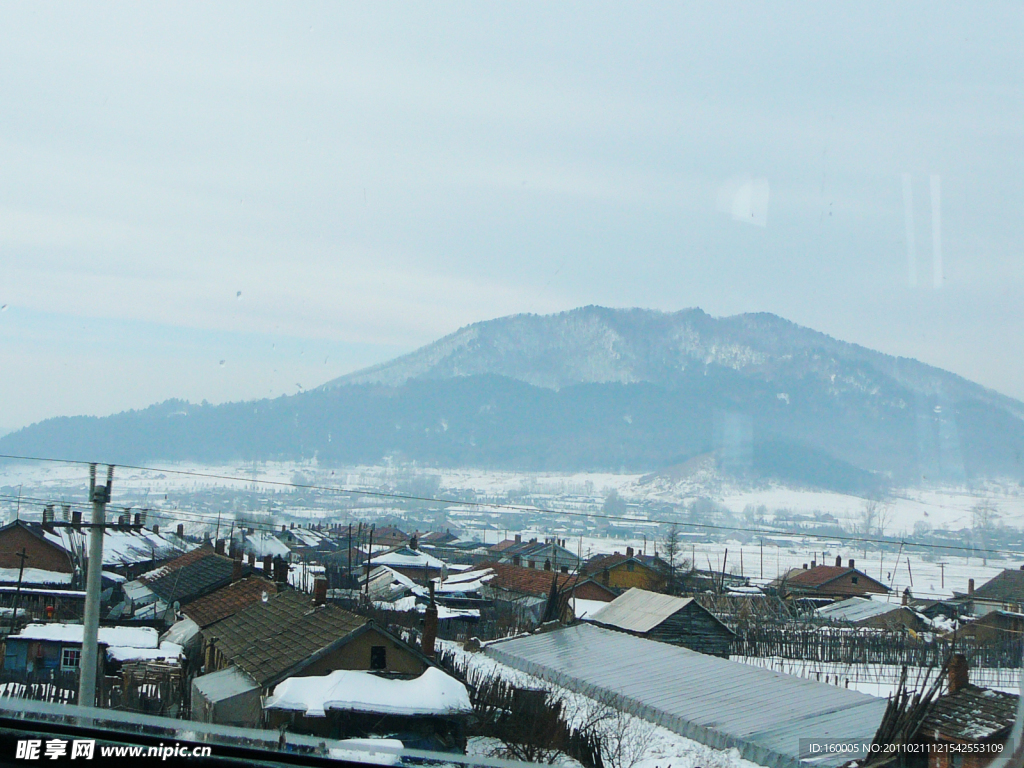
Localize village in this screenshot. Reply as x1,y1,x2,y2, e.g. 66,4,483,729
0,463,1021,768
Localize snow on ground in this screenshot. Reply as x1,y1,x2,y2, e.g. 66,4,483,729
441,641,768,768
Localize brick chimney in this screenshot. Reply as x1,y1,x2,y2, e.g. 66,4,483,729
263,554,273,574
421,582,438,658
232,557,243,582
848,558,855,568
71,510,82,529
313,577,328,606
176,523,184,538
152,524,160,535
902,587,911,606
514,534,521,544
273,555,288,584
626,546,634,558
969,578,975,596
544,558,552,571
949,653,969,694
134,512,142,526
836,555,843,567
811,560,816,568
215,539,225,555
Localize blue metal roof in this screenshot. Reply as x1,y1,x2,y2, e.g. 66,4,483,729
485,624,887,768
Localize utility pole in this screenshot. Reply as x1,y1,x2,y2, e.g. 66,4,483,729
78,464,112,709
7,548,28,634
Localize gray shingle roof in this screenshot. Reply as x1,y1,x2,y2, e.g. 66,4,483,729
588,588,698,633
973,569,1024,602
142,549,240,604
919,685,1019,742
485,623,887,768
203,589,368,687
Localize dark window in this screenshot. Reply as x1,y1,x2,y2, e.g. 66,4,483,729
852,576,859,584
370,645,387,670
626,561,635,572
560,566,569,574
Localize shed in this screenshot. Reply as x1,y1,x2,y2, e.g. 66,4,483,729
485,623,887,768
587,588,735,657
191,666,262,728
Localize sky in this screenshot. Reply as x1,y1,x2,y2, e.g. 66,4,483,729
1,3,1022,431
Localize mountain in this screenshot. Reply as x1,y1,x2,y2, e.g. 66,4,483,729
4,306,1024,491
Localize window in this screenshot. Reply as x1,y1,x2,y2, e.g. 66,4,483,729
560,566,569,574
852,577,859,585
626,561,635,572
60,648,81,671
370,645,387,670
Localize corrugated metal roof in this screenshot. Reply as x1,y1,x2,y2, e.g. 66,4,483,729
816,597,900,623
485,624,886,768
588,588,695,633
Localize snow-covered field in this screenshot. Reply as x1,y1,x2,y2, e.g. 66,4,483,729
3,460,1023,603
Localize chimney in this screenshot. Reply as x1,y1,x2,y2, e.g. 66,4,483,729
134,512,142,527
421,582,438,658
281,525,286,532
248,551,256,567
626,546,634,558
232,557,243,582
215,539,226,555
291,523,296,529
544,558,552,571
848,558,855,569
410,535,418,550
152,524,159,535
968,578,975,596
948,654,969,694
313,577,328,606
71,510,82,529
836,555,842,567
263,554,273,574
811,560,816,568
902,587,911,606
273,555,287,584
514,534,521,544
176,523,184,538
803,563,808,569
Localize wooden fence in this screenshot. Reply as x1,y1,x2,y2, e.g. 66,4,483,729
732,624,1024,668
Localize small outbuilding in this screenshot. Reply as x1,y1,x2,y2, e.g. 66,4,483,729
586,587,735,657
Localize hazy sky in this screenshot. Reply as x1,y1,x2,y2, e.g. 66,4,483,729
2,3,1022,430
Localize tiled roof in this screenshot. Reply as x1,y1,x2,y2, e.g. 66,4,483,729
783,565,887,592
141,548,244,604
181,577,278,628
203,589,368,687
581,553,663,576
489,539,523,553
919,685,1018,742
972,569,1024,602
478,562,576,598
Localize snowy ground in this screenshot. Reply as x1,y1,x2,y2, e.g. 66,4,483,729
442,640,767,768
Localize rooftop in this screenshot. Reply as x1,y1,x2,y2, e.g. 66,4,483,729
181,576,278,628
589,588,719,634
919,684,1019,743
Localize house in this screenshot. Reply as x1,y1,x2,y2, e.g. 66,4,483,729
816,596,930,633
910,654,1019,768
372,526,410,549
263,667,472,752
192,589,434,728
957,567,1024,616
2,623,180,680
126,547,253,624
586,587,735,657
773,558,889,600
581,548,668,593
950,609,1024,643
365,546,450,583
0,518,191,581
179,576,278,629
492,536,579,573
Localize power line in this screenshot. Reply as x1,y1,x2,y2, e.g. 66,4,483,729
1,453,1023,558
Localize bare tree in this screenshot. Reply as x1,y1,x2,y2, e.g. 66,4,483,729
576,691,659,768
661,523,682,595
859,499,893,537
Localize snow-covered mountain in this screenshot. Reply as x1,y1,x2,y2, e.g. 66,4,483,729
5,307,1024,490
323,306,1022,419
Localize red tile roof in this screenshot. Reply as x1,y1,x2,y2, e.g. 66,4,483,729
784,565,887,591
181,576,278,628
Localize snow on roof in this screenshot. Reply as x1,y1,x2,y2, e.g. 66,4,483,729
817,597,902,623
106,640,183,663
265,667,471,718
162,617,201,647
433,569,495,594
192,666,260,702
0,567,73,585
42,527,192,567
12,623,160,649
571,598,611,620
589,588,696,634
242,531,291,558
368,548,447,569
374,597,479,621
